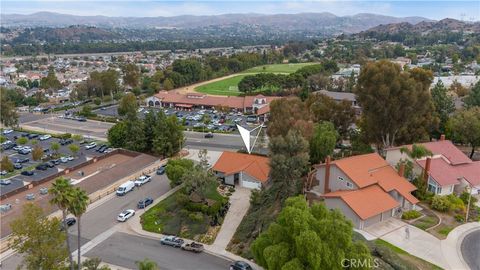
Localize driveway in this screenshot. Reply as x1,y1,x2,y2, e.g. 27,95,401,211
211,187,251,252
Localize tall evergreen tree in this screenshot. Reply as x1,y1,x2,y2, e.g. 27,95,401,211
431,80,455,136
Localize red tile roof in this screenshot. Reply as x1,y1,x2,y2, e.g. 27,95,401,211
330,153,390,188
212,151,270,183
417,158,480,187
389,140,471,165
323,185,399,220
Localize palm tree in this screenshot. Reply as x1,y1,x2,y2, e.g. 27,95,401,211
49,177,75,270
136,258,159,270
68,187,89,270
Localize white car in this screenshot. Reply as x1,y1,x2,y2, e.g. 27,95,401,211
66,156,75,161
60,157,68,163
39,135,52,141
85,142,97,149
134,175,152,186
2,129,13,135
117,209,135,222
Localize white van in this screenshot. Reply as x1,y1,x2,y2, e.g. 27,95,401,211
116,181,135,196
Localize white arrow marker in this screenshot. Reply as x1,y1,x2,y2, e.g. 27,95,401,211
236,124,263,154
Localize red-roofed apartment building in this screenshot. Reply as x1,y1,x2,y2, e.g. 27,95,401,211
212,151,270,190
385,136,480,196
307,153,419,229
145,91,280,119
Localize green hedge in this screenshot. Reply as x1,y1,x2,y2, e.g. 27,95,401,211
402,210,421,220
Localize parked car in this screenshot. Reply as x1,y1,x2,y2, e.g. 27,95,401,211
27,133,39,139
25,193,35,200
66,156,74,161
85,142,97,149
230,261,253,270
21,170,34,176
77,117,87,122
156,166,166,175
0,170,7,176
13,146,23,151
14,157,29,163
60,139,73,145
137,197,154,209
13,163,23,170
116,181,135,196
39,187,48,195
2,129,13,134
117,209,135,222
60,217,76,230
160,236,184,248
60,157,68,163
35,164,48,171
181,242,204,253
0,179,12,185
204,132,214,138
39,134,52,141
18,148,31,155
0,204,12,213
134,175,151,186
51,159,61,165
46,162,56,168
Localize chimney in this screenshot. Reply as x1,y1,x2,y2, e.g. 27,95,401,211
398,162,405,177
423,157,432,181
440,134,445,141
324,156,331,194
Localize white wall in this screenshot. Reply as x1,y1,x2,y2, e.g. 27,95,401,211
241,172,262,189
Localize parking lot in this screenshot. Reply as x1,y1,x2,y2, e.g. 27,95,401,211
1,130,108,196
94,105,259,132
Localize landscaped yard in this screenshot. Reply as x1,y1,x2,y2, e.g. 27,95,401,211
195,74,248,96
241,63,317,74
140,181,229,244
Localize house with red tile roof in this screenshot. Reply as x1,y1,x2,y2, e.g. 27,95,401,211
212,151,270,189
385,137,480,196
144,91,280,118
308,153,418,229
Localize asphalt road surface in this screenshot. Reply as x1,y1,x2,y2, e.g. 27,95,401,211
461,229,480,270
85,232,232,270
1,173,171,269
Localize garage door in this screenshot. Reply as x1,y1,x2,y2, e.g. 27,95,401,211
242,180,261,189
364,214,382,227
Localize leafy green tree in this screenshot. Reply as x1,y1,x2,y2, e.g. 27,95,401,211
40,67,62,90
447,107,480,158
251,196,372,270
163,78,174,90
306,94,355,138
270,130,310,202
356,60,438,149
124,118,146,152
431,80,455,136
51,142,61,156
165,158,195,187
181,166,217,201
10,203,68,270
118,93,138,119
32,145,43,161
122,63,140,87
30,139,38,145
108,122,127,148
309,122,339,164
464,81,480,108
1,156,14,172
136,258,159,270
0,87,19,127
72,134,83,142
69,144,80,156
49,177,75,270
16,136,28,145
68,187,89,270
267,97,313,139
400,144,433,159
79,105,95,118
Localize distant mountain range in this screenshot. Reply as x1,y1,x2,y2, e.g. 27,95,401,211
1,12,431,34
361,18,480,35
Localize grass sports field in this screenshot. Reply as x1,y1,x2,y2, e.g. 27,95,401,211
195,63,316,96
242,62,316,74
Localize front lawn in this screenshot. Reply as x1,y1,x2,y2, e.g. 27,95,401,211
140,181,228,244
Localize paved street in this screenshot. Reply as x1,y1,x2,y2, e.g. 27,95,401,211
461,229,480,270
85,232,231,270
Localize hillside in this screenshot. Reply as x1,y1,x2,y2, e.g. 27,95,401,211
361,18,480,35
1,12,430,34
9,26,120,43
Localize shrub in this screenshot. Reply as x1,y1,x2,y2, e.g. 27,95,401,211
228,187,235,193
93,97,102,106
402,210,421,220
61,133,72,139
454,214,465,223
431,195,451,212
188,212,204,222
447,194,465,212
175,193,189,206
460,191,478,205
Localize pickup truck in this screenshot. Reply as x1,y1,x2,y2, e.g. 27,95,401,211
134,175,151,186
181,242,204,253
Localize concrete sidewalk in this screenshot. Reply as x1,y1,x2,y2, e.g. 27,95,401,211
376,221,480,270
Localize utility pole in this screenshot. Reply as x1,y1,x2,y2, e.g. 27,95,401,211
465,184,472,222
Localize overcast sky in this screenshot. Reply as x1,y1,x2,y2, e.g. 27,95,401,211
1,1,479,21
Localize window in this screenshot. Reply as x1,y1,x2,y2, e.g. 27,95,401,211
346,181,353,188
338,176,344,181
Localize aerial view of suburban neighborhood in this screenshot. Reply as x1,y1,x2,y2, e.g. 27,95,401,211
0,1,479,269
